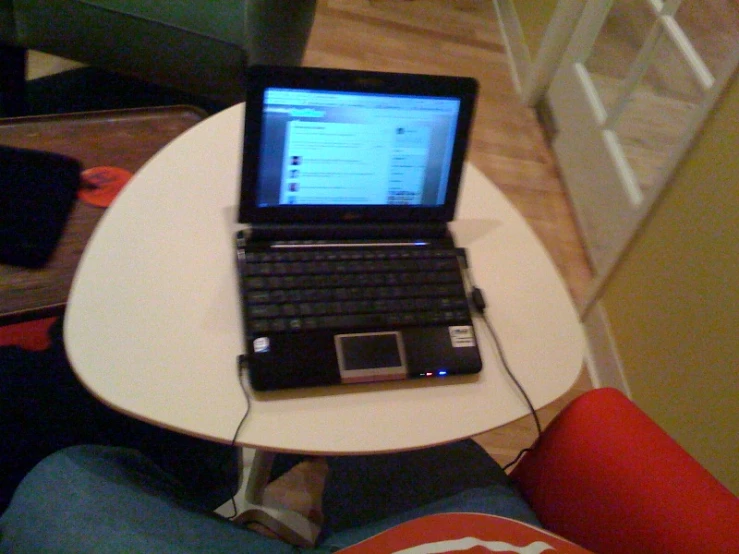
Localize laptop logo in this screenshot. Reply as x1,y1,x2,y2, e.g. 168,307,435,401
449,326,476,348
253,337,270,353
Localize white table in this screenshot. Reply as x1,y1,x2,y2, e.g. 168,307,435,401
65,103,584,543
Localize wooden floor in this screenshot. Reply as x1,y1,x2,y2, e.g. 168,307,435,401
262,0,594,521
304,0,593,307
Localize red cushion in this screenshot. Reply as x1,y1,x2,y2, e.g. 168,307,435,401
336,513,594,553
510,388,739,554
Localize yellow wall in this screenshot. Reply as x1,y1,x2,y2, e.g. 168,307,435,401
601,67,739,494
510,0,559,57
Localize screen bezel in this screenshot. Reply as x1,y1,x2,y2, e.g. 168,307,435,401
238,65,478,224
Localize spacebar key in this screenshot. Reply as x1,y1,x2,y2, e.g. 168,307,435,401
319,314,389,329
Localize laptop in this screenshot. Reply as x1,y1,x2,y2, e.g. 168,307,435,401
236,65,482,391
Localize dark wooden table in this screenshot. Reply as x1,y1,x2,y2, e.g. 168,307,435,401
0,106,207,324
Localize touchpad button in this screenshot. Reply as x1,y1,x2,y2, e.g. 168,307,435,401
335,332,407,383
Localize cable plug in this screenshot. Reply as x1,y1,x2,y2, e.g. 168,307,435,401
237,354,248,377
455,247,469,269
471,287,486,314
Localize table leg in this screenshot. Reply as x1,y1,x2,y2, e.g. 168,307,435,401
216,448,321,547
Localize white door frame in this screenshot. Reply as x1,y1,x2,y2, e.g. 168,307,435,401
492,0,587,105
495,0,739,393
548,0,739,283
581,53,739,314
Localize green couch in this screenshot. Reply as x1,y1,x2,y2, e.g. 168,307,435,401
0,0,317,115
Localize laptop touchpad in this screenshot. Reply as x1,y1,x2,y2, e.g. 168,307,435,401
335,332,407,383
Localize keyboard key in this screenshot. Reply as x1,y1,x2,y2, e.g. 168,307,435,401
248,291,270,303
250,304,279,318
251,320,270,333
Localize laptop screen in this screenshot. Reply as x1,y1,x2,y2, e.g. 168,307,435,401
256,88,461,208
239,66,478,225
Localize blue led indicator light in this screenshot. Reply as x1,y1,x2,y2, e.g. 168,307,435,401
438,370,448,376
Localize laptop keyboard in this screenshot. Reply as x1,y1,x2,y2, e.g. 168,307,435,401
240,246,472,334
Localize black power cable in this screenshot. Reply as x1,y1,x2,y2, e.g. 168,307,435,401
457,249,542,470
225,355,251,520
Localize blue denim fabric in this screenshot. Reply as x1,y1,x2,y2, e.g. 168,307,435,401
0,446,297,554
322,484,541,551
0,444,539,553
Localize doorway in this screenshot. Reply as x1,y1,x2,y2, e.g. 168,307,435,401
547,0,739,274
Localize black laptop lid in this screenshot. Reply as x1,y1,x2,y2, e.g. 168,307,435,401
239,66,478,225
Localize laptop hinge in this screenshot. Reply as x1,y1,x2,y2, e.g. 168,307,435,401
248,223,448,241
